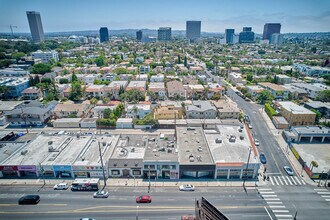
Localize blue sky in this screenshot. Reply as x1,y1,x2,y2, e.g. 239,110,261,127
0,0,329,33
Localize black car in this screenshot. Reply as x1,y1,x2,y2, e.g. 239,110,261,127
18,195,40,205
260,153,267,164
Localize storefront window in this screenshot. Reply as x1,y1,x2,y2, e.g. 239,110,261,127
111,170,120,175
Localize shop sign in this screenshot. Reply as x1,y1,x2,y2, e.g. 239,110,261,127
18,165,36,172
0,166,18,171
72,166,102,171
53,165,72,171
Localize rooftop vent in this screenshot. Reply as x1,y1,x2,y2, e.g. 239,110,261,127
21,150,28,155
189,154,194,162
131,147,135,152
197,146,202,152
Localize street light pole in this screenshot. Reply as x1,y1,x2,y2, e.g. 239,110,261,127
97,139,107,189
243,147,252,188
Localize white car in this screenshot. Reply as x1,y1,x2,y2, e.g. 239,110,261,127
179,184,195,191
248,124,253,129
93,190,109,198
53,183,69,190
254,139,260,146
284,166,294,176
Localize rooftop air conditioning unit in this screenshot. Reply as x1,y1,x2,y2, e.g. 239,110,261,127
21,150,28,155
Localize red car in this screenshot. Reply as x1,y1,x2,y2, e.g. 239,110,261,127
136,195,152,203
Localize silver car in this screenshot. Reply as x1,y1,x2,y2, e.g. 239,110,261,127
284,166,294,176
93,190,109,198
179,184,195,191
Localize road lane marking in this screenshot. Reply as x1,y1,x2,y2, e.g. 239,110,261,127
273,176,279,185
264,206,273,220
301,178,306,185
269,177,275,185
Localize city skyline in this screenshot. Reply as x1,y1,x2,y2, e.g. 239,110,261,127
0,0,329,33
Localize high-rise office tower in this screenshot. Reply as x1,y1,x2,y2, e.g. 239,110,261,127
263,23,281,40
186,21,201,42
26,11,45,42
239,27,255,43
225,29,235,44
136,30,143,41
99,27,109,43
158,27,171,41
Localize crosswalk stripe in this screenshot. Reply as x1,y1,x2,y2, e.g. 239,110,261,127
275,214,293,218
273,210,289,213
267,201,283,204
301,178,306,185
290,176,297,185
258,188,273,191
263,195,277,197
317,192,330,195
286,176,293,185
282,176,288,185
264,198,280,201
273,176,279,185
326,199,330,201
277,176,283,185
269,176,275,185
269,206,286,208
294,176,301,185
314,188,328,191
321,195,330,198
260,191,275,194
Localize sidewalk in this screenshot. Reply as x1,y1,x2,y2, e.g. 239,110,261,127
0,178,261,188
259,108,316,186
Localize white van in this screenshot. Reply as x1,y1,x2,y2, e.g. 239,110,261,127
53,183,69,190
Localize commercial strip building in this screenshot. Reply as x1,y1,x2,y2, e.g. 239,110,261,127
0,125,260,180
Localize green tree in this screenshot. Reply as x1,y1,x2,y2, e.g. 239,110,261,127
11,52,25,60
257,90,274,104
95,55,105,67
71,73,78,82
30,63,51,75
59,78,69,84
69,81,83,101
178,55,181,64
271,75,279,84
205,62,215,70
184,56,187,67
247,73,253,82
120,89,145,102
90,97,98,105
103,108,112,119
310,109,322,124
316,90,330,102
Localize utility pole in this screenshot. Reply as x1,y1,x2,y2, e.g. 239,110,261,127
318,171,324,187
243,147,252,188
39,163,46,186
97,139,107,189
136,205,139,220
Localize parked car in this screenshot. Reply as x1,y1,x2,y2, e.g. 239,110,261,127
284,166,294,176
254,139,260,146
259,153,267,164
53,183,69,190
93,190,109,198
80,218,95,220
18,195,40,205
248,124,253,129
136,195,152,203
179,184,195,191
